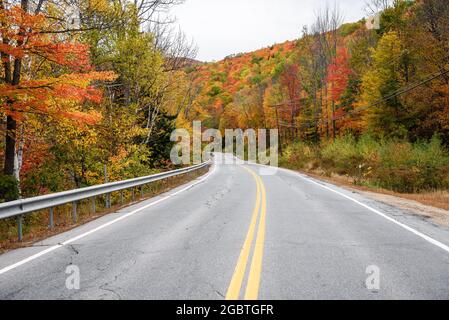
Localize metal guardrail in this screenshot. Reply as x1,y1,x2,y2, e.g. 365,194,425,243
0,161,211,241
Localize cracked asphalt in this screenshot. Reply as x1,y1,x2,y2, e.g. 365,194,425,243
1,155,449,299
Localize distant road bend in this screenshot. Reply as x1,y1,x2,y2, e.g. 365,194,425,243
1,153,449,299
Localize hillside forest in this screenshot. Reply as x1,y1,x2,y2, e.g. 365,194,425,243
182,0,449,193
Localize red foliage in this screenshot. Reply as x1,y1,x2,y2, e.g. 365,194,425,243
0,5,117,124
280,64,302,120
326,48,352,102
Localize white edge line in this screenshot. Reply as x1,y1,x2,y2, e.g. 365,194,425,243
299,175,449,254
247,162,449,255
0,162,216,276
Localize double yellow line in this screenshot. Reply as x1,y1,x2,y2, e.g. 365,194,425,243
225,166,267,300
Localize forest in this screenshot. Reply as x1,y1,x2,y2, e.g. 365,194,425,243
182,0,449,193
1,0,199,202
1,0,449,205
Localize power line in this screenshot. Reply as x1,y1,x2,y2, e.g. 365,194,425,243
274,66,449,131
332,67,449,121
268,49,421,109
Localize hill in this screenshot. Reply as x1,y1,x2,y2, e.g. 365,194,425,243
182,0,449,148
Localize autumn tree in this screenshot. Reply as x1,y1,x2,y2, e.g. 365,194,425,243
0,1,115,198
361,32,410,138
0,0,196,204
326,47,352,137
311,5,343,140
280,64,301,127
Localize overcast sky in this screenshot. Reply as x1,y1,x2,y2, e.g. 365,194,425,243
171,0,368,62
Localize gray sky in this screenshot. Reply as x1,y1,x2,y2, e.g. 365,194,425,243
171,0,368,62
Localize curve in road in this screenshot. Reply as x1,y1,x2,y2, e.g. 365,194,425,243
1,154,449,299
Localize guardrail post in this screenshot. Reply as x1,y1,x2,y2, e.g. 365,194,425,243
140,186,144,198
91,197,96,213
72,201,77,223
120,191,124,205
132,188,135,202
106,193,111,209
49,207,54,229
17,215,23,242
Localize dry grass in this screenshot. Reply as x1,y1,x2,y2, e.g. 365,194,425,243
0,167,209,254
397,191,449,211
303,169,449,211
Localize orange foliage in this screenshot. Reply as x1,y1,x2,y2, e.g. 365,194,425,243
0,5,117,124
326,48,351,102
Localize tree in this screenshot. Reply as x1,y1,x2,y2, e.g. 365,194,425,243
310,4,343,140
0,1,115,195
280,64,301,126
361,32,409,138
277,63,302,142
365,0,395,15
326,47,352,137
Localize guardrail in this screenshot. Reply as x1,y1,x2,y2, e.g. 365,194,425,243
0,161,211,241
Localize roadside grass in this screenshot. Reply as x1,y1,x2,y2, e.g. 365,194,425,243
280,134,449,210
0,167,209,253
301,170,449,211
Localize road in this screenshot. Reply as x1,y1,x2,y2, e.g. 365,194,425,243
1,154,449,300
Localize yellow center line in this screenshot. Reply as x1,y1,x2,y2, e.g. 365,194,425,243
225,166,261,300
244,171,266,300
225,165,267,300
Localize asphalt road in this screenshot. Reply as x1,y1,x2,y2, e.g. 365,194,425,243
1,154,449,300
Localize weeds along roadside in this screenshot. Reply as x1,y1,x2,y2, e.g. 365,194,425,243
280,134,449,195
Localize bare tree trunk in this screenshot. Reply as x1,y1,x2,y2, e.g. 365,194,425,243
365,0,394,15
14,124,25,185
3,0,28,179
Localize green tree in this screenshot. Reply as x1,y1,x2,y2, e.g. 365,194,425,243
361,31,410,138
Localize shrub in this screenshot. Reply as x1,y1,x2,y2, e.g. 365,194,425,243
0,174,20,203
375,136,449,192
280,134,449,193
321,135,363,175
280,141,318,170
